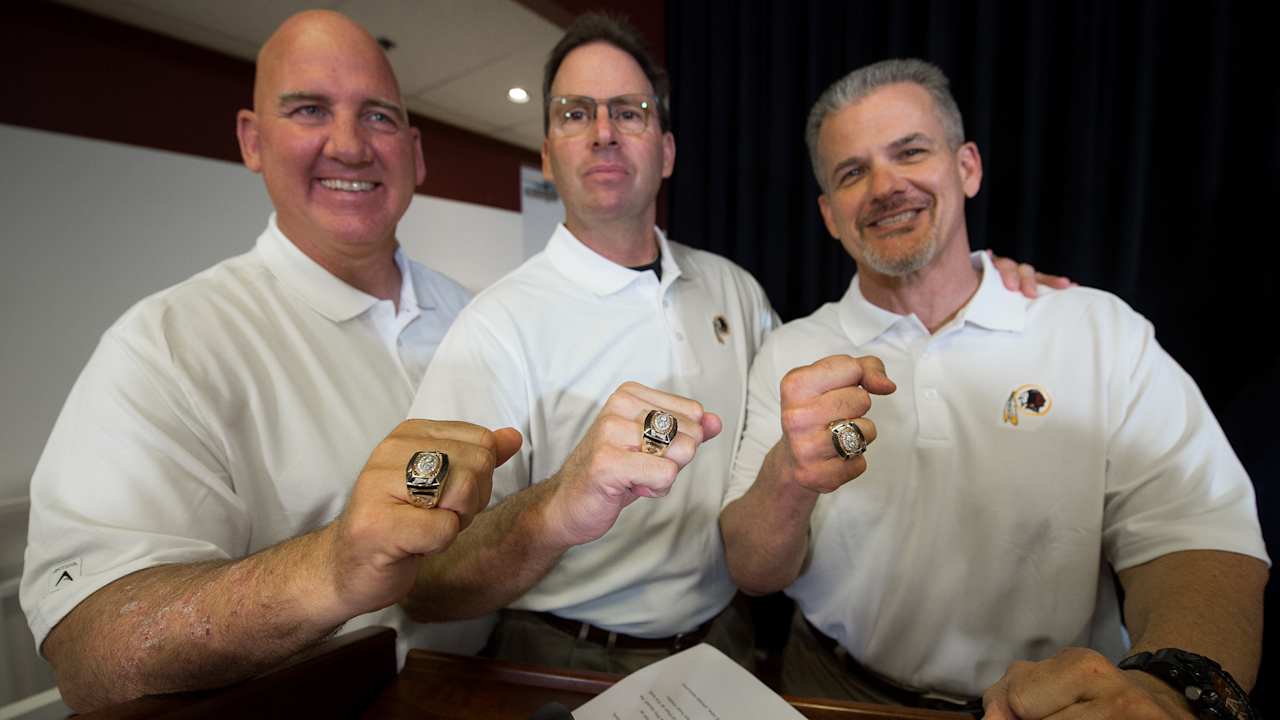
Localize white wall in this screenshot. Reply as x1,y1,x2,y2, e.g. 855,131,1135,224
0,122,524,708
0,122,523,504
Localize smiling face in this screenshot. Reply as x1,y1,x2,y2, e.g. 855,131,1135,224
816,82,981,278
236,11,424,261
541,41,674,234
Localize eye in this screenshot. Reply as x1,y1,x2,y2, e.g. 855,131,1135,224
290,105,327,119
564,108,589,122
616,108,642,121
900,147,928,160
366,110,398,127
837,166,864,186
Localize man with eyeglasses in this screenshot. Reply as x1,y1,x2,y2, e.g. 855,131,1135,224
395,13,774,672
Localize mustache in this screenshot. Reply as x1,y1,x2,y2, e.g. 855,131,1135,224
860,193,932,226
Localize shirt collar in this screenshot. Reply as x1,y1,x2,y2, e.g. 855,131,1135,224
838,250,1027,345
256,213,419,322
395,246,435,313
961,250,1028,332
545,223,688,296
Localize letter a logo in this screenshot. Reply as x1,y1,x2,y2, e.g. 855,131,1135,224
48,559,81,595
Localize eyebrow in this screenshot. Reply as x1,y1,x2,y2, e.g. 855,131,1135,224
827,132,939,183
889,132,935,149
276,92,407,121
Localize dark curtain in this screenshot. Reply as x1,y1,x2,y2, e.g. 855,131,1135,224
667,0,1278,704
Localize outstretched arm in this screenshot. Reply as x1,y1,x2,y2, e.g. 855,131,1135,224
982,551,1267,719
44,420,508,712
721,355,894,595
402,382,721,621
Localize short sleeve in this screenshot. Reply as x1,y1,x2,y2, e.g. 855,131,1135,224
21,327,251,650
725,336,785,507
1102,309,1268,569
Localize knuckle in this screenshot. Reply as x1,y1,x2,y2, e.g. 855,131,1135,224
780,406,809,435
780,367,806,399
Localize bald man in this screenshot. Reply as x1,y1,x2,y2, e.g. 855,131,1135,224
20,11,516,711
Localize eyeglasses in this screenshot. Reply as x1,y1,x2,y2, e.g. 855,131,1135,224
548,94,658,136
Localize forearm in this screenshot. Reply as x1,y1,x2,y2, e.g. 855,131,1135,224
403,478,570,621
720,445,817,595
1119,549,1268,690
44,528,346,712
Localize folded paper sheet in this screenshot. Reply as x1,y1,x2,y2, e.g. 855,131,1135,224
573,644,805,720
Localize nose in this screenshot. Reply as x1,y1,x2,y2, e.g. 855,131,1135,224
589,106,617,146
325,113,373,164
868,163,907,199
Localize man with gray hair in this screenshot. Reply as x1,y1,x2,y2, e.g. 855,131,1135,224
721,58,1267,718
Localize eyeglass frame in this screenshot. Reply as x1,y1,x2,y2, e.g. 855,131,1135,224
546,94,661,137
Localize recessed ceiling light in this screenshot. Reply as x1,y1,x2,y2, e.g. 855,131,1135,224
507,87,530,104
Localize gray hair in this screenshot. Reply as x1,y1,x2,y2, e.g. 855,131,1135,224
805,58,965,189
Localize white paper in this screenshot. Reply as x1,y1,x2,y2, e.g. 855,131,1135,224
572,644,805,720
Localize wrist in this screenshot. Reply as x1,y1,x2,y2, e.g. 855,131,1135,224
1119,648,1258,720
1124,669,1196,719
299,522,359,627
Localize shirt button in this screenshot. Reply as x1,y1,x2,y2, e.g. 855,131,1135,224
675,332,685,341
924,388,938,399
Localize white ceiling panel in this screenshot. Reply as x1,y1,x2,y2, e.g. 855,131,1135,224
412,43,546,137
338,0,561,97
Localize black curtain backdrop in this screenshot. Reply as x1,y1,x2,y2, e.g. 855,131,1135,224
667,0,1278,705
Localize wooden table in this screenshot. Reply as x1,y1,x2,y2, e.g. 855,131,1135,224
83,627,968,719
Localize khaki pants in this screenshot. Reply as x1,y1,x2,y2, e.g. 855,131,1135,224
781,610,981,716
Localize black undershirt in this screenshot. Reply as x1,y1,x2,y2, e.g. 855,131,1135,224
628,254,662,281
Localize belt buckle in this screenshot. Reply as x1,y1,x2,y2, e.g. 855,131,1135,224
671,631,696,652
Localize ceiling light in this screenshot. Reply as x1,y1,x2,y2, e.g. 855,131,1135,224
507,87,530,104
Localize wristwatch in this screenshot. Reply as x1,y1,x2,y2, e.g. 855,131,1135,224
1118,648,1258,720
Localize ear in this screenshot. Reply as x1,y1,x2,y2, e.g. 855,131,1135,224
818,193,840,240
236,109,263,173
957,141,983,198
410,126,426,186
661,131,676,178
541,137,554,181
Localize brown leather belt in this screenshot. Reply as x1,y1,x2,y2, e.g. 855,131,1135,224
804,618,983,716
531,610,713,652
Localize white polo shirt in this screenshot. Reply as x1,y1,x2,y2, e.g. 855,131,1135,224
726,251,1268,698
411,224,777,638
21,215,491,658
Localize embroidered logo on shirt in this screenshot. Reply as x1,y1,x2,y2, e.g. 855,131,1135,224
712,315,730,344
1002,384,1053,427
49,558,81,595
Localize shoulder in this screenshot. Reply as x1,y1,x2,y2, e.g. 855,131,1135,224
430,255,564,359
1027,285,1154,341
670,241,763,287
667,240,775,315
110,251,272,351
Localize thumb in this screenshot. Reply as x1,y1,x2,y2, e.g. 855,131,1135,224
856,355,897,395
700,412,723,443
493,427,523,467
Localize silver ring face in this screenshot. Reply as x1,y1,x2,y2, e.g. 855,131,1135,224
829,420,867,460
406,450,449,508
642,410,678,455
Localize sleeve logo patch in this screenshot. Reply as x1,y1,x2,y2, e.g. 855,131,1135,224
49,558,81,594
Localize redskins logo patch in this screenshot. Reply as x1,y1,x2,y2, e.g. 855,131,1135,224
1001,384,1053,427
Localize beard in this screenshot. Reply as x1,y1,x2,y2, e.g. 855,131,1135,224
854,207,941,277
